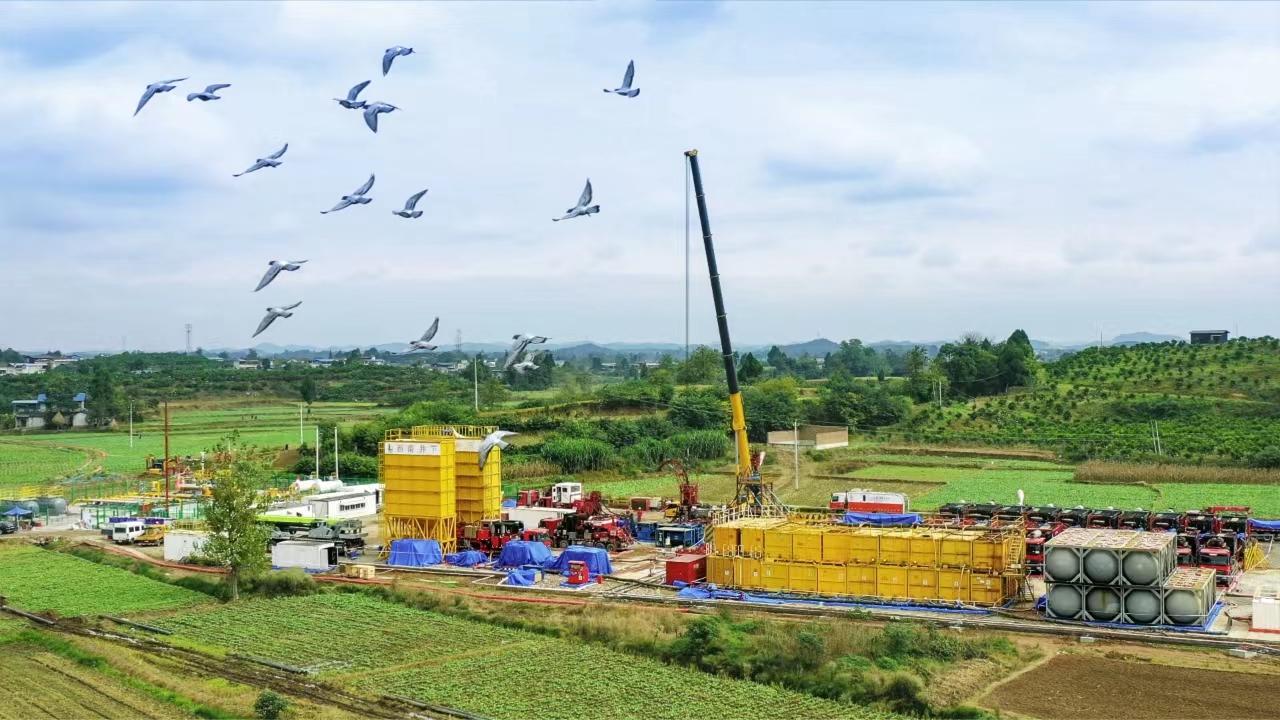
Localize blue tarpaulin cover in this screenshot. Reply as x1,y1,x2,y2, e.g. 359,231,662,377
387,539,442,567
840,512,920,526
547,545,614,578
445,550,488,567
2,507,33,517
502,499,517,508
1250,519,1280,532
493,540,554,569
505,568,539,586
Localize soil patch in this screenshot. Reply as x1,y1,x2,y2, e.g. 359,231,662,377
982,654,1280,719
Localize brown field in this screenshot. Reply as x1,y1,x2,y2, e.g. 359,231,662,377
0,643,189,719
1076,461,1280,485
981,654,1280,720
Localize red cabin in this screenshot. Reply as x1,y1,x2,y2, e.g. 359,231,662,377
665,554,707,586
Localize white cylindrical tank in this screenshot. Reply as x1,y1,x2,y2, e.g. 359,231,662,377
1124,588,1161,624
1086,587,1122,622
1122,551,1163,586
1083,549,1120,584
315,479,345,493
1046,584,1084,619
1044,547,1080,582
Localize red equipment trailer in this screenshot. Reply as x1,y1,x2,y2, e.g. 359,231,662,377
665,553,707,586
459,519,525,554
829,489,909,513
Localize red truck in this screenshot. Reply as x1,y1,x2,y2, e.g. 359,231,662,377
542,513,633,552
459,519,525,554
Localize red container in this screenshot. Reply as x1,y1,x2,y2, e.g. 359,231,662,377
665,554,707,586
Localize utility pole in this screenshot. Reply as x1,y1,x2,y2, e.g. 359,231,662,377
299,404,304,446
163,402,170,515
473,358,480,411
314,426,320,480
184,324,192,354
334,426,340,482
129,400,134,449
793,420,800,491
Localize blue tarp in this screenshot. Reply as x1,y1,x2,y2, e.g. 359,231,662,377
505,568,539,586
387,539,442,567
445,550,489,567
677,585,711,599
840,512,921,526
1250,518,1280,532
2,507,33,517
634,522,659,542
502,499,517,508
493,540,554,569
547,545,614,579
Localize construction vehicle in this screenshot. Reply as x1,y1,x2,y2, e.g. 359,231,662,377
1151,511,1182,531
522,526,552,546
937,502,971,523
543,513,633,552
1027,506,1062,524
1181,511,1216,534
306,519,366,552
1119,509,1152,530
1059,506,1090,528
134,524,167,546
964,502,1002,524
1197,533,1241,585
1212,507,1251,535
460,519,525,554
517,482,584,509
1086,508,1123,529
1025,523,1065,574
659,459,712,521
830,490,910,514
1175,533,1199,567
685,149,779,513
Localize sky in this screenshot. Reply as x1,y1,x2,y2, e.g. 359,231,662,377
0,1,1277,352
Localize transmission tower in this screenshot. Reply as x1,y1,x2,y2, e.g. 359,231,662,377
185,324,192,354
455,329,462,356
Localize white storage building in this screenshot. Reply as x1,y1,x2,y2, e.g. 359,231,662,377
271,540,337,571
164,530,210,563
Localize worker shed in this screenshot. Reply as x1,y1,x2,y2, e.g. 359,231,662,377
163,530,209,563
1190,330,1229,345
271,540,337,571
308,491,377,520
766,425,848,450
547,545,613,578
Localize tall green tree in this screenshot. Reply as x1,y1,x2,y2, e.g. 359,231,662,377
742,378,801,442
86,366,122,423
997,328,1038,390
676,346,723,385
298,376,318,407
202,451,272,600
738,352,764,384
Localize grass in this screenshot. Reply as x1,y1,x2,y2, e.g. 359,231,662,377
1075,461,1280,485
0,439,94,487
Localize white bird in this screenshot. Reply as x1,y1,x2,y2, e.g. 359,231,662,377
512,354,539,374
393,189,428,218
382,46,415,76
603,60,639,98
553,178,600,221
400,317,441,353
478,430,518,469
134,77,187,116
254,260,307,292
321,174,375,214
187,83,230,102
362,102,399,133
232,143,288,177
253,302,301,338
335,80,371,109
504,334,549,370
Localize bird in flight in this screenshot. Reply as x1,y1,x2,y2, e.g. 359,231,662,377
134,77,187,116
512,354,539,375
253,302,302,338
321,174,375,214
382,46,415,76
553,179,599,221
393,189,428,218
335,80,371,109
603,60,639,98
362,102,399,133
478,430,518,469
187,83,231,102
400,317,441,353
504,334,549,369
254,260,307,292
233,143,288,177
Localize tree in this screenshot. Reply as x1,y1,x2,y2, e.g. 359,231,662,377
202,450,272,600
667,387,729,431
766,346,791,375
738,352,764,384
812,372,908,429
299,376,318,407
245,349,259,360
997,328,1038,390
86,366,122,424
742,378,801,442
676,346,722,385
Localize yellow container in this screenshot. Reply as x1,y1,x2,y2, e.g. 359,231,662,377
969,573,1005,605
740,526,767,556
764,527,794,561
380,438,457,519
849,529,881,564
707,555,734,586
821,529,853,564
876,565,908,600
734,556,763,589
788,563,819,593
713,524,741,555
879,530,910,566
938,568,971,602
939,533,974,568
410,427,502,525
848,565,878,596
762,561,790,591
972,534,1010,571
792,527,823,563
818,565,848,596
909,533,940,567
908,568,937,600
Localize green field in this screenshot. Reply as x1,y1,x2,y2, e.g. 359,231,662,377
0,543,210,617
0,403,389,486
153,593,895,720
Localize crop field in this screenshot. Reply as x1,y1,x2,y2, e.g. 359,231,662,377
0,543,209,617
0,439,96,488
0,642,191,720
153,593,896,720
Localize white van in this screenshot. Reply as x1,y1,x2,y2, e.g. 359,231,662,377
111,521,146,544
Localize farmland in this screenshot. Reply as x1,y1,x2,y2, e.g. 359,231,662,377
153,593,898,720
0,543,209,617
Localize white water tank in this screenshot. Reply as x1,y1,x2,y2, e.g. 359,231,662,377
1086,587,1122,622
1044,547,1080,583
1124,588,1162,624
1254,589,1280,633
1163,568,1217,626
1083,549,1120,584
1046,584,1084,619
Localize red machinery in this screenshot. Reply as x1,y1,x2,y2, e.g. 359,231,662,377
665,553,707,586
543,513,633,552
1175,533,1198,567
459,519,525,554
1025,522,1065,574
1197,534,1242,586
658,458,704,522
566,560,590,585
522,527,552,546
829,489,909,513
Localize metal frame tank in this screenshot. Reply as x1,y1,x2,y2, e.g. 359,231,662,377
380,431,457,552
1044,528,1177,624
1162,567,1217,626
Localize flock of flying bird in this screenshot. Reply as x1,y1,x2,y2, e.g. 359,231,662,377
133,49,639,372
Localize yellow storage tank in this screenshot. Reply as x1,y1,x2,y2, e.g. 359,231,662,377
909,532,940,567
788,563,819,593
380,436,457,552
791,527,824,563
707,555,734,586
818,565,848,596
712,523,741,555
877,565,908,600
734,556,763,589
847,565,878,596
969,573,1005,605
972,531,1019,572
740,524,767,556
849,528,881,564
939,532,975,568
411,426,502,525
908,568,938,600
762,561,790,591
821,528,853,564
937,568,971,602
764,526,794,561
879,529,911,566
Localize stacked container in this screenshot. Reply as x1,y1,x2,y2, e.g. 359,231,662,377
410,425,502,524
707,520,1024,606
1043,528,1207,626
380,433,457,552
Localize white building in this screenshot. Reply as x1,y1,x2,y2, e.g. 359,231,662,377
272,540,336,570
163,530,210,563
233,359,260,370
306,485,382,519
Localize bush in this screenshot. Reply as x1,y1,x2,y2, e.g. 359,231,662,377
245,569,318,598
665,431,731,461
540,437,616,473
253,691,290,720
1251,446,1280,469
624,438,668,470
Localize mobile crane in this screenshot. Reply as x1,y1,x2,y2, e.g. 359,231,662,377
685,149,782,514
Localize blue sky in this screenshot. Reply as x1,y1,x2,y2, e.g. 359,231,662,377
0,1,1277,351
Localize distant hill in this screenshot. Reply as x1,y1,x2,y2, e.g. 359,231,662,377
1107,332,1184,346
